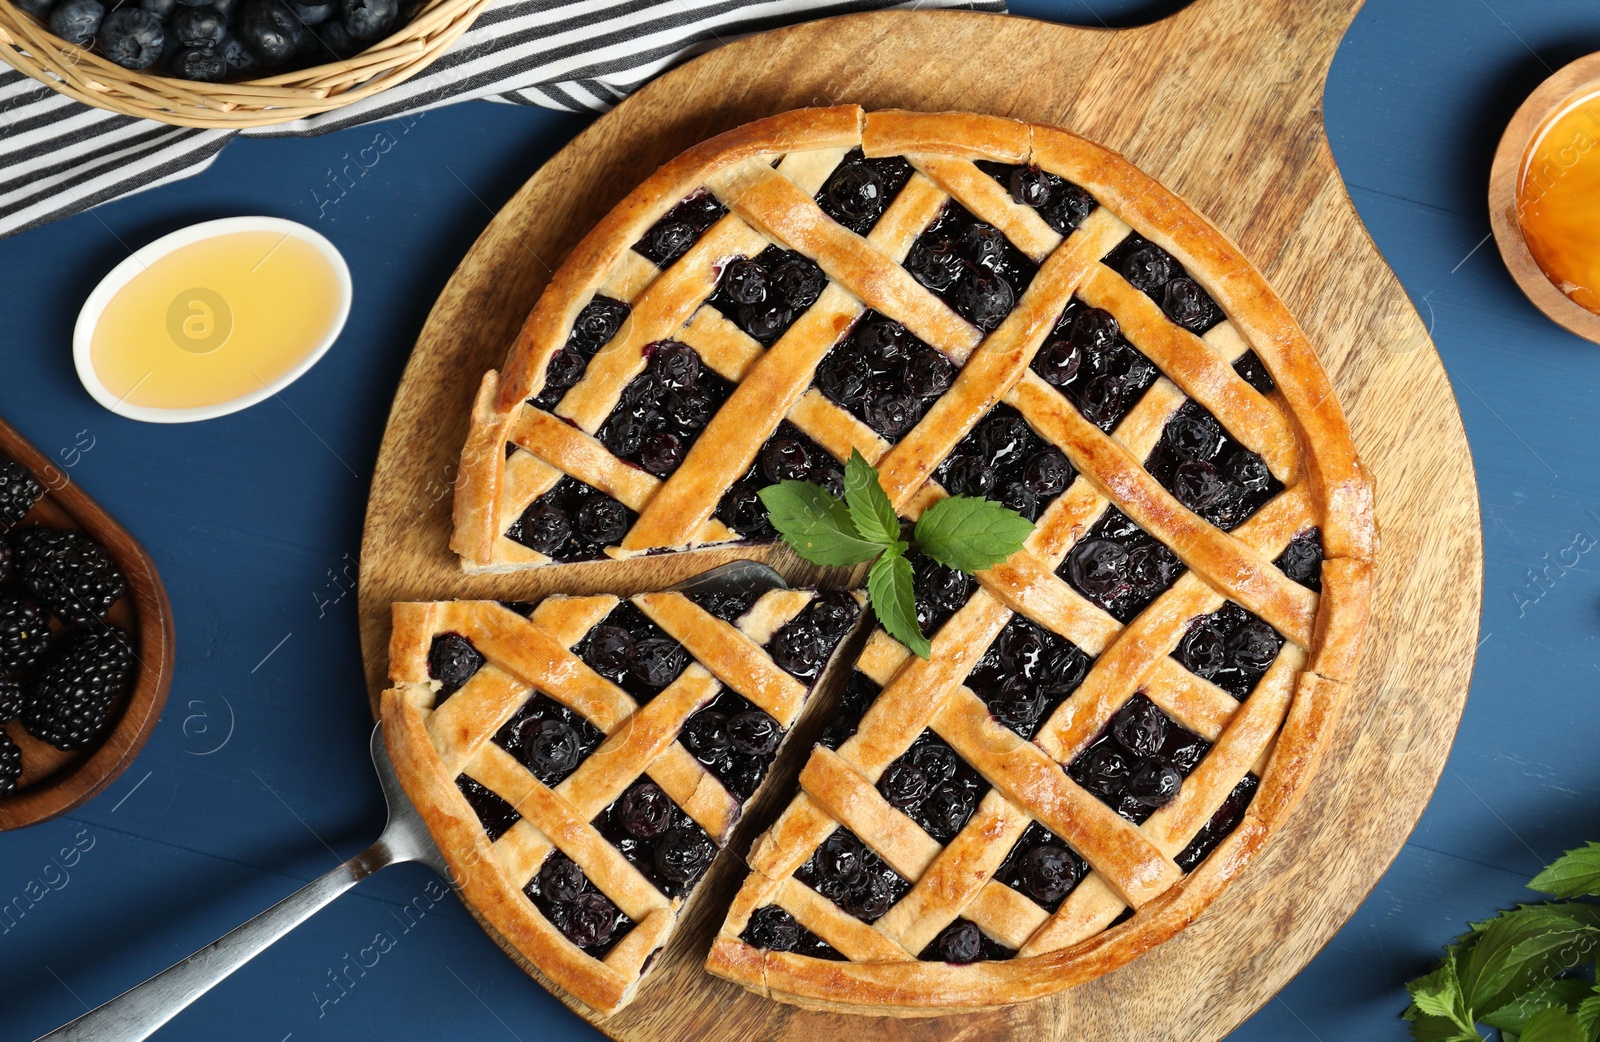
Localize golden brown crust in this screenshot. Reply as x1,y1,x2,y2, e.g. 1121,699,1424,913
441,107,1374,1015
380,589,864,1015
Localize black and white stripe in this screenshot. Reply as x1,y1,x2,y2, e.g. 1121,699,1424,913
0,0,1004,238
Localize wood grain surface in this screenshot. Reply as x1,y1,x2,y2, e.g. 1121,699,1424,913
0,416,176,832
357,0,1483,1038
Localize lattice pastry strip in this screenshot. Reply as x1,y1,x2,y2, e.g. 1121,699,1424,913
442,106,1373,1016
381,585,865,1014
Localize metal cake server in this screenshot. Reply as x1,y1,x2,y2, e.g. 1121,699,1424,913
35,560,788,1042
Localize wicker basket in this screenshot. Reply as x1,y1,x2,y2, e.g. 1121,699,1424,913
0,0,493,128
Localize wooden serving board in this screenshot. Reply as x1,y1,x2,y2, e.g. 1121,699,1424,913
358,1,1482,1038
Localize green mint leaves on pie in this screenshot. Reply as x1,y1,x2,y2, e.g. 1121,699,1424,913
1403,842,1600,1041
761,449,1033,659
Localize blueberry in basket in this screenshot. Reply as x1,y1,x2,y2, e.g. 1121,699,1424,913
21,0,418,79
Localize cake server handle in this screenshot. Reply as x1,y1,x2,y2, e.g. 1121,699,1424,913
35,723,449,1042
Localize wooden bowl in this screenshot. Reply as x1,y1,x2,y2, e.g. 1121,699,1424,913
0,417,175,831
1489,51,1600,343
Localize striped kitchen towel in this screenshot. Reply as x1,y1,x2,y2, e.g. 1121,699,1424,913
0,0,1005,238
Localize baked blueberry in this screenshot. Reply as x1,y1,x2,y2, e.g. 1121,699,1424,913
824,163,884,222
682,710,730,761
1127,760,1183,807
727,709,780,757
929,920,981,963
649,342,699,390
953,273,1014,331
770,621,826,679
573,297,629,347
630,637,686,688
760,437,812,483
576,497,629,546
745,905,801,952
99,8,165,67
514,501,571,555
905,235,963,292
1163,277,1218,333
585,624,635,679
1275,528,1323,590
1121,244,1173,294
1178,620,1228,678
904,349,954,399
1111,697,1168,758
1036,339,1081,386
654,827,714,885
427,632,484,698
1009,165,1051,207
518,718,583,780
862,387,916,437
879,762,930,810
561,891,622,948
1071,743,1130,797
816,350,870,405
770,255,824,310
539,854,586,903
721,258,767,304
1022,449,1073,497
1019,845,1080,904
615,781,673,840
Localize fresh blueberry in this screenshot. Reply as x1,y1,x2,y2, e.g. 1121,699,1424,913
99,7,164,67
171,5,226,47
238,0,300,63
217,30,261,71
136,0,176,20
13,0,54,17
287,0,334,23
341,0,395,38
169,45,228,80
49,0,104,48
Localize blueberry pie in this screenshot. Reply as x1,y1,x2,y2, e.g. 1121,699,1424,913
380,586,863,1013
442,107,1375,1013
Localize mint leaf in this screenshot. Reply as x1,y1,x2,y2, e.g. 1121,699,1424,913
844,449,900,546
1408,956,1479,1038
1532,843,1600,898
914,495,1035,573
1484,981,1594,1031
867,547,930,659
759,481,883,566
1574,993,1600,1040
1462,906,1600,1016
1521,1007,1586,1042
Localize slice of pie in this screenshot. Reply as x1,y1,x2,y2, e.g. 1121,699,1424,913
433,106,1374,1014
380,586,863,1014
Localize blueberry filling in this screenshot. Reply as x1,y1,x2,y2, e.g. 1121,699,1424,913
816,149,915,235
934,403,1075,522
1176,774,1259,872
634,189,727,267
457,775,520,842
878,732,989,843
905,201,1036,332
529,296,631,410
1144,400,1282,531
767,590,861,682
814,311,958,438
497,601,537,618
427,632,484,704
1275,527,1323,591
819,670,882,751
795,826,911,924
506,476,637,561
976,161,1099,236
1100,234,1224,335
918,918,1016,963
493,692,606,788
525,852,634,955
714,421,845,540
1030,298,1162,433
594,780,717,898
994,822,1088,911
574,602,689,704
681,690,785,802
709,247,826,345
1068,694,1209,824
689,589,757,623
1059,507,1186,623
594,343,732,478
1173,602,1284,699
964,616,1092,739
741,904,847,960
911,554,974,639
1233,350,1275,395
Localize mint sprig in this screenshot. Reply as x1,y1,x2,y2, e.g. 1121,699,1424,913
1403,843,1600,1041
758,449,1034,659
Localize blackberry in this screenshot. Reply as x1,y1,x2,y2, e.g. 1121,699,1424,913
13,528,126,626
0,731,20,796
0,676,22,724
0,599,51,671
24,628,135,750
0,457,41,530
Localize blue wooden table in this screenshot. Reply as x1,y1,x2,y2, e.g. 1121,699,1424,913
2,1,1595,1037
